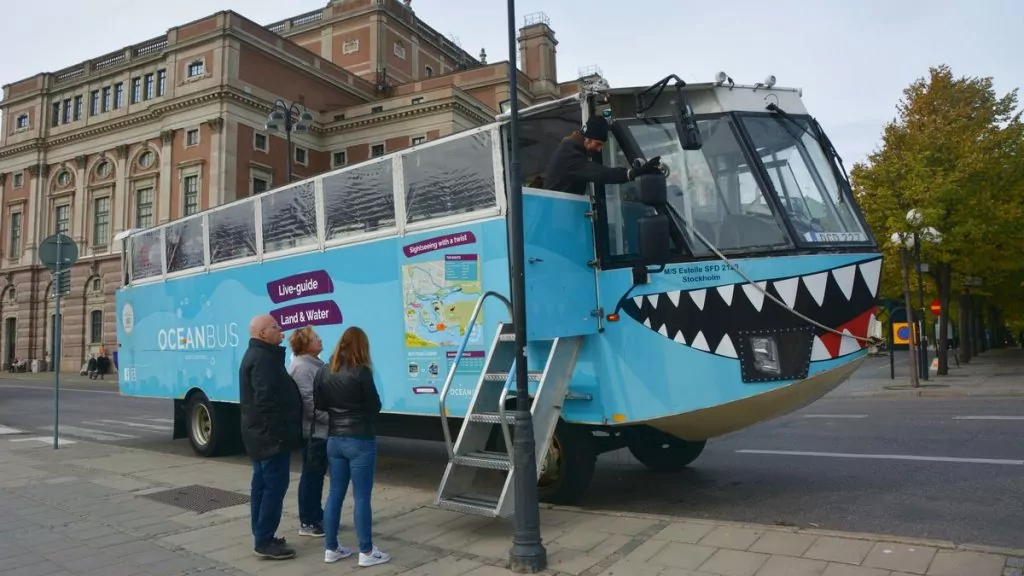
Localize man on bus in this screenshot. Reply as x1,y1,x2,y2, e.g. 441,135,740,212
543,115,663,195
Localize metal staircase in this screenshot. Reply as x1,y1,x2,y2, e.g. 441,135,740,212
436,291,581,518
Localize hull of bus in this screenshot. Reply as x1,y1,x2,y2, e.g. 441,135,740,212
115,188,879,441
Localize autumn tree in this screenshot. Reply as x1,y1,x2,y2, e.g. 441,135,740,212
851,65,1024,374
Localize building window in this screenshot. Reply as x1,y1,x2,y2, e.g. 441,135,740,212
12,174,23,188
294,147,307,165
137,150,155,169
90,310,103,344
411,136,426,146
15,114,29,129
183,174,199,216
131,77,141,103
73,96,83,121
95,160,112,179
9,212,22,257
424,66,434,77
144,74,154,100
393,41,406,60
91,278,101,292
332,151,346,168
90,90,100,115
92,196,110,247
371,105,383,114
101,87,111,112
187,60,205,78
411,97,424,105
252,178,269,195
135,188,154,228
185,129,199,147
342,39,359,54
56,170,72,187
114,83,124,109
51,102,60,127
371,144,385,158
54,204,70,236
62,99,72,124
156,69,166,96
254,133,268,152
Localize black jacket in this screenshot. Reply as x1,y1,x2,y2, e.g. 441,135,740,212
239,338,304,461
543,136,632,195
314,364,382,438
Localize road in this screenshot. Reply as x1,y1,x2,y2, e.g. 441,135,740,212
1,371,1022,549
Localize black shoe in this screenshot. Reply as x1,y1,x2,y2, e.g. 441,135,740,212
254,539,295,560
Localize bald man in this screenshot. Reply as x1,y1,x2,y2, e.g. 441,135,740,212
239,314,304,560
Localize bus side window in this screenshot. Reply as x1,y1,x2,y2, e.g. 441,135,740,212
165,218,204,273
402,130,497,224
514,103,582,190
261,181,318,253
209,202,257,264
130,229,163,280
323,160,396,240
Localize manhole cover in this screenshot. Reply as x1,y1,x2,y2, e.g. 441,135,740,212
140,485,249,514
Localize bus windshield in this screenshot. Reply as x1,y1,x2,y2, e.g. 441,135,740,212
623,116,793,257
740,114,871,245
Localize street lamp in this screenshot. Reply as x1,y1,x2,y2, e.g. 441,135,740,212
265,100,314,184
504,0,547,573
898,209,943,382
890,231,921,388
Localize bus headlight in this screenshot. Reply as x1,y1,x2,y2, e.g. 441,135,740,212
750,336,781,375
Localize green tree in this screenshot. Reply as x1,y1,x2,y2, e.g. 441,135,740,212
851,65,1024,374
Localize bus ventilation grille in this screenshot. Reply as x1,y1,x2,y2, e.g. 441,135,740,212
139,484,250,514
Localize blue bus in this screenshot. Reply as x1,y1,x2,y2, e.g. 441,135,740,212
115,73,881,515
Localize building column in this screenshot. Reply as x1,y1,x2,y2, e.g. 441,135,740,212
25,162,48,265
113,150,129,236
321,25,333,60
158,129,174,224
73,155,88,252
206,118,223,208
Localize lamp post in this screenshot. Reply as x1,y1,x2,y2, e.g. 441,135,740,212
891,231,920,388
905,210,929,381
264,100,313,184
504,0,547,573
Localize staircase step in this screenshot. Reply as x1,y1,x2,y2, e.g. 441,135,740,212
453,450,512,470
468,411,515,424
436,494,501,517
484,371,543,382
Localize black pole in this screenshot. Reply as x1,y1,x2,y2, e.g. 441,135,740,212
284,109,293,184
889,313,895,380
914,236,928,380
505,1,546,572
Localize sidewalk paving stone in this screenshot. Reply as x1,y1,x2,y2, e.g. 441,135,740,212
1,438,1022,576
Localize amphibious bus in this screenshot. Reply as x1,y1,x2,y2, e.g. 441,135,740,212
115,72,881,516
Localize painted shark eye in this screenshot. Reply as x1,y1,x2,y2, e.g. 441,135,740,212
623,258,881,362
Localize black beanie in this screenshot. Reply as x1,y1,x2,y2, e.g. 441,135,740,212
581,116,610,142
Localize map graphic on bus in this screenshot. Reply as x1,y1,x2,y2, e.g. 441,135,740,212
402,254,483,348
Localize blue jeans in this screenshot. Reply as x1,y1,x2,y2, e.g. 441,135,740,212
323,436,377,554
250,451,291,548
298,443,326,526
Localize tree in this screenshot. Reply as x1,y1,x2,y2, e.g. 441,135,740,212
851,65,1024,375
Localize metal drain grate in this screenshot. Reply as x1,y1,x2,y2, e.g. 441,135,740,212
140,484,249,514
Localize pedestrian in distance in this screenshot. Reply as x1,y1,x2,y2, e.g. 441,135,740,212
239,314,304,560
315,326,391,567
287,325,329,538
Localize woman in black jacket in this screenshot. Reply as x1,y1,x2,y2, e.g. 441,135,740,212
314,327,391,567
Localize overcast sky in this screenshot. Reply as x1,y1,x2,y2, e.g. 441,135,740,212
2,0,1021,167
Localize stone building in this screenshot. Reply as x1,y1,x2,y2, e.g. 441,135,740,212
0,0,585,372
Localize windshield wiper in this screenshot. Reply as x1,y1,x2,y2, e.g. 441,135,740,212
765,103,852,202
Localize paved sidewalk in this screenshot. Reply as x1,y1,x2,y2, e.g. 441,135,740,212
0,438,1020,576
828,347,1024,399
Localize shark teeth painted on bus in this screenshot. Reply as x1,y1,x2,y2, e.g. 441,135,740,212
621,258,882,361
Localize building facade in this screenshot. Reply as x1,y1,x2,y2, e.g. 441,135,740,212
0,0,584,372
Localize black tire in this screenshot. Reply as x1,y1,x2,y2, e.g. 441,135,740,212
186,392,232,457
537,420,597,506
626,426,706,472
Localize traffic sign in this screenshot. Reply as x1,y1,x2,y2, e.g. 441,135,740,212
38,233,78,273
52,270,71,297
930,299,941,315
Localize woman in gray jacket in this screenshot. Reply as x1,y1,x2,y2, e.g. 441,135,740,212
287,326,329,537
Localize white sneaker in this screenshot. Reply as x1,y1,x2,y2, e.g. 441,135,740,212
324,545,353,563
358,546,391,567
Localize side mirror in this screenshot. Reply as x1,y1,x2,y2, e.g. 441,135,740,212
672,96,703,151
635,168,667,207
638,214,671,262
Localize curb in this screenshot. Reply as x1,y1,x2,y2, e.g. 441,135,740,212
539,503,1024,559
836,388,1024,399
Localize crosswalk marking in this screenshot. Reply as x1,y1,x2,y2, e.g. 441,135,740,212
0,425,24,435
11,436,76,446
129,416,173,424
38,425,138,441
86,419,172,431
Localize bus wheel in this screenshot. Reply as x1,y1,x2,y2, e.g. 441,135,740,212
537,420,596,506
187,392,229,457
626,426,706,472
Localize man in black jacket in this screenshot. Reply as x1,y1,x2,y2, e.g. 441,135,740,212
543,115,663,196
239,313,303,560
